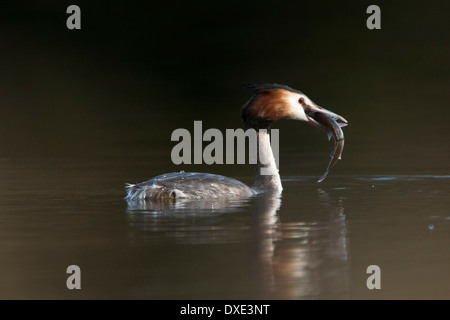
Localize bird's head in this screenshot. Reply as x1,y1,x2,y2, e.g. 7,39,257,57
241,83,347,131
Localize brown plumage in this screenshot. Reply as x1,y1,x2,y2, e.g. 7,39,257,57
242,83,305,129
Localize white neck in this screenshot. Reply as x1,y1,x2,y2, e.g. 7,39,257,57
252,129,283,193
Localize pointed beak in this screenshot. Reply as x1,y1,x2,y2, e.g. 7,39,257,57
304,104,348,132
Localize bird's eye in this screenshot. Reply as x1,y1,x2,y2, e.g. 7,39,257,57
299,97,305,104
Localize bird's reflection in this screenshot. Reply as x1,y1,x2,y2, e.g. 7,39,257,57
126,188,349,299
249,189,349,299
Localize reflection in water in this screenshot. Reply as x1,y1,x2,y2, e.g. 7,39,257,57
126,190,349,299
250,190,349,299
126,197,255,245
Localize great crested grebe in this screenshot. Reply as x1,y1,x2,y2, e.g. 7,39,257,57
125,83,348,201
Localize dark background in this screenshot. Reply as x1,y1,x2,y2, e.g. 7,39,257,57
0,0,448,175
0,0,449,300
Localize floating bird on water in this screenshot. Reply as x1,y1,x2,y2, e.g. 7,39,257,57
125,83,348,201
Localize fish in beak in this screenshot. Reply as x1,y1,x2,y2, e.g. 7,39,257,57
304,104,348,183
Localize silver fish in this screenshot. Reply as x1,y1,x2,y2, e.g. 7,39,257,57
312,112,346,183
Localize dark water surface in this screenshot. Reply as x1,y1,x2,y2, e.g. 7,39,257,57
0,1,449,299
0,154,448,299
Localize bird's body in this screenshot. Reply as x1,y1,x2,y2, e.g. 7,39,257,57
126,171,256,200
125,83,347,202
